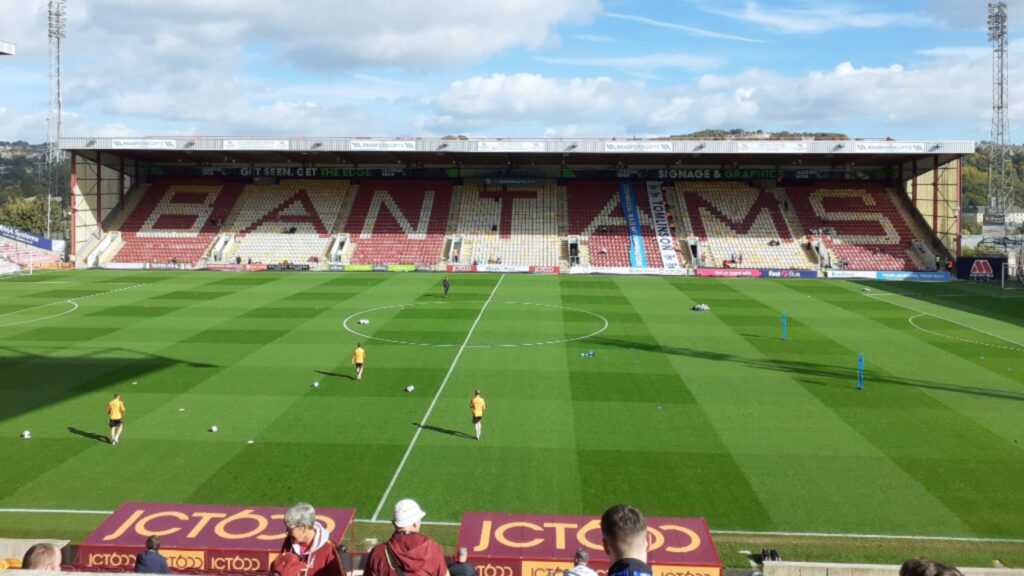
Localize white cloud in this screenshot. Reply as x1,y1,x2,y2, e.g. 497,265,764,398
535,52,721,77
922,0,1024,29
419,47,1024,138
573,34,615,43
66,0,602,71
604,12,764,43
707,1,935,34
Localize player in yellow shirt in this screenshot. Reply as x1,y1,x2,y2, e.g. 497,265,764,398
107,393,125,445
351,343,366,380
470,390,486,440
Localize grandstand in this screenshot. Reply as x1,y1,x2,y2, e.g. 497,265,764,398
454,181,562,267
61,136,969,275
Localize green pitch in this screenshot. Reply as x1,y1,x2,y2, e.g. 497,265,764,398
0,270,1021,540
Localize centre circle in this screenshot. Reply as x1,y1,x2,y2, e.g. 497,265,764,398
342,301,608,348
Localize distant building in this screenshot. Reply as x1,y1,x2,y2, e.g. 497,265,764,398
962,205,984,225
1007,207,1024,226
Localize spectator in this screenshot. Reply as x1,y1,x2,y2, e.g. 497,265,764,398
900,558,963,576
365,499,448,576
563,548,597,576
280,502,343,576
601,504,652,576
134,535,169,574
271,552,305,576
447,547,478,576
22,542,61,571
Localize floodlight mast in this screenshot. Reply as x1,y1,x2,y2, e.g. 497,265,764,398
47,0,67,240
988,2,1011,224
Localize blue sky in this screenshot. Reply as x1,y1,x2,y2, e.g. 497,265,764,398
0,0,1020,142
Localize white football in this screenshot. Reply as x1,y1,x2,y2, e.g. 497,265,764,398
210,425,218,433
405,385,415,392
21,430,30,439
312,381,320,388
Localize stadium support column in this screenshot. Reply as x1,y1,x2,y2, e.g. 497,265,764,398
119,155,125,209
957,158,962,257
96,152,102,235
70,152,76,256
911,159,918,204
932,157,939,238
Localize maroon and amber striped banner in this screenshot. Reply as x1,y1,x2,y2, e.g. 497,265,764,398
78,502,355,572
457,512,721,576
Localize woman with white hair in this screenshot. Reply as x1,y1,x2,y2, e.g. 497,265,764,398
280,502,343,576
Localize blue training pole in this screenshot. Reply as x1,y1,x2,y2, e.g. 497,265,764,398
857,352,864,391
781,312,787,341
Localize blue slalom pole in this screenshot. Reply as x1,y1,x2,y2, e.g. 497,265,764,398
781,312,787,341
857,352,864,391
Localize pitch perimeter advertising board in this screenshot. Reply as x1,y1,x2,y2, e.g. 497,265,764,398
457,512,721,576
78,502,354,572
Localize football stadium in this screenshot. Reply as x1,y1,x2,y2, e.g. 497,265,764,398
2,3,1024,576
1,134,1023,574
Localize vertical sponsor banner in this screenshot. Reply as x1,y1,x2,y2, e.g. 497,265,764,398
617,181,647,268
646,182,680,269
458,512,721,576
78,502,355,572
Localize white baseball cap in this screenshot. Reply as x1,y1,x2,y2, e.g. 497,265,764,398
393,498,426,528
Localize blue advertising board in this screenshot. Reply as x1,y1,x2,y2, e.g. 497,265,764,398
828,270,951,281
0,224,53,252
875,271,951,281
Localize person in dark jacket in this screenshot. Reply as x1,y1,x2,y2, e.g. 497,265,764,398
135,535,169,574
447,547,477,576
601,504,652,576
364,499,449,576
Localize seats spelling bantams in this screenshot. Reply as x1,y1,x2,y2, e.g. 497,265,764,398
223,180,348,264
566,180,664,268
455,182,561,267
785,182,924,270
113,179,242,264
344,179,452,265
672,181,814,270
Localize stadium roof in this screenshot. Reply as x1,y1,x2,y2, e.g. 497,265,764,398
61,135,975,168
0,41,15,55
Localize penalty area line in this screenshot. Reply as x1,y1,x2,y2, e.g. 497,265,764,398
370,274,506,521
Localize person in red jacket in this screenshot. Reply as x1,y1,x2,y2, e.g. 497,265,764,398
364,499,449,576
280,502,343,576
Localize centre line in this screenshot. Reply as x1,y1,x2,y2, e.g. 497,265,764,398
371,274,506,521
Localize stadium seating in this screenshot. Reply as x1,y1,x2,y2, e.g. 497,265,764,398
785,182,924,270
223,180,347,264
112,179,242,264
343,179,452,265
672,182,814,269
566,180,663,268
0,241,61,267
454,182,562,267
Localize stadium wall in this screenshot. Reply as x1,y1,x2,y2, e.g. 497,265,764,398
903,156,960,258
71,153,136,260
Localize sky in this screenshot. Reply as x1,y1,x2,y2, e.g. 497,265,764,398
0,0,1021,143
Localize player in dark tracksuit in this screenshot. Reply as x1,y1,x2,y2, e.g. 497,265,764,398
442,277,450,298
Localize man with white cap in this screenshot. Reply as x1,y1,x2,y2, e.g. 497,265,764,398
364,498,449,576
